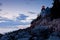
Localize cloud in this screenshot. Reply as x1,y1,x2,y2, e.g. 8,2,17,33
0,28,19,34
0,6,38,33
0,11,19,20
0,11,38,29
0,20,30,27
0,10,38,21
0,16,15,23
17,14,28,20
20,12,38,19
17,25,30,29
0,21,6,23
17,12,38,25
28,11,37,14
0,16,30,28
0,3,2,6
0,16,11,21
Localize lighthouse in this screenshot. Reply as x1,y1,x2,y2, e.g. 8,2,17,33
40,6,46,18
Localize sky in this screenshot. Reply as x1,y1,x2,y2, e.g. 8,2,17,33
0,0,53,34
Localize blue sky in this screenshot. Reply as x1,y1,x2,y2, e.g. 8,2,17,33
0,0,53,33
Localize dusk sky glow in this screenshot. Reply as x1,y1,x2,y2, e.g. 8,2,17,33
0,0,53,33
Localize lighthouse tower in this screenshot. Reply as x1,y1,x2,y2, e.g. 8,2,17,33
40,6,46,18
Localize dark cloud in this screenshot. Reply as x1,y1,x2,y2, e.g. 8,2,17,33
0,3,2,11
28,12,36,14
0,3,2,6
0,9,2,11
0,20,30,27
0,16,12,21
0,16,30,27
17,14,28,20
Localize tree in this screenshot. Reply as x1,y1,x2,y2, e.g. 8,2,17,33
50,0,60,19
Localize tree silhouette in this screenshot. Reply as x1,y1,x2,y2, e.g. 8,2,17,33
50,0,60,19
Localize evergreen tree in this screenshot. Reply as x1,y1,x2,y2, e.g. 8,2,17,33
50,0,60,19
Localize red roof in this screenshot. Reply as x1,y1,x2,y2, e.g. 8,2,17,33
41,5,45,10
